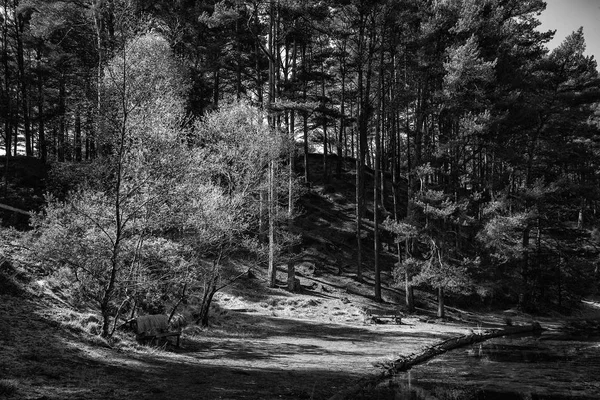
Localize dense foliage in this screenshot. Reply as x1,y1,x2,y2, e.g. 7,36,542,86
2,0,600,324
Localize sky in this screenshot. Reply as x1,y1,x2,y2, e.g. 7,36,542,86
536,0,600,61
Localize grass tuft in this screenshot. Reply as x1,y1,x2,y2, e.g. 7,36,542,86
0,379,19,396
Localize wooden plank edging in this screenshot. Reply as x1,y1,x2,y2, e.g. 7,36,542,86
328,322,543,400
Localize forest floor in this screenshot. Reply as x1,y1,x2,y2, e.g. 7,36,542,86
2,262,600,400
2,155,600,399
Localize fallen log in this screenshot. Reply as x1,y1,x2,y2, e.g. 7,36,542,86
0,203,31,216
328,322,543,400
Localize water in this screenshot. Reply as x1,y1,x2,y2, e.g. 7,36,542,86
358,333,600,400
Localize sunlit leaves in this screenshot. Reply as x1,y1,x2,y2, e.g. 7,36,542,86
443,35,496,104
382,218,418,243
477,211,530,263
193,100,286,197
102,32,189,146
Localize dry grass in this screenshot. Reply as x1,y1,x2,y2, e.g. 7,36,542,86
36,306,104,339
0,379,19,397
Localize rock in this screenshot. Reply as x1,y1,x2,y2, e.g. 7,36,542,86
297,262,316,276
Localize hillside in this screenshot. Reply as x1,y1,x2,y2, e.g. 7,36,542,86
1,154,599,400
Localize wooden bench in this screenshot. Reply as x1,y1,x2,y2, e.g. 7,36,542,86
364,309,403,324
132,315,181,347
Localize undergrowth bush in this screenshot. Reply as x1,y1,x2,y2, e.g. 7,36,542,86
27,100,295,337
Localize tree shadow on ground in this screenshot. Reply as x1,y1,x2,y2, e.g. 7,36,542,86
209,311,454,340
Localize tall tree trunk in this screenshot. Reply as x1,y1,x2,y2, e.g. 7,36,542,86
355,13,366,282
37,44,46,163
337,57,346,177
536,215,543,299
2,117,9,199
302,43,309,185
235,6,242,100
51,126,57,159
373,102,381,301
321,46,328,183
355,131,362,282
58,75,66,162
355,31,364,281
16,11,32,156
414,78,427,167
259,190,267,243
373,24,387,302
213,69,219,107
374,133,381,301
437,286,445,318
356,16,375,281
287,111,296,291
520,119,544,308
74,107,82,162
85,108,95,160
254,3,263,104
267,159,276,287
287,35,298,292
577,198,584,229
12,98,17,156
267,0,276,112
405,267,414,312
556,258,563,307
322,122,328,182
405,240,415,312
100,57,130,337
266,0,277,288
3,0,11,197
349,101,354,159
93,0,105,160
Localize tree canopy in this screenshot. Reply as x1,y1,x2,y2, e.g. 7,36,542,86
2,0,600,325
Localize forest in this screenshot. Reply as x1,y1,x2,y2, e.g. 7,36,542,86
1,0,600,341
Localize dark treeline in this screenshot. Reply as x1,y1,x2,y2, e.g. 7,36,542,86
2,0,600,317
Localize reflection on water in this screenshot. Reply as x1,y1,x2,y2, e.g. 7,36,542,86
354,333,600,400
